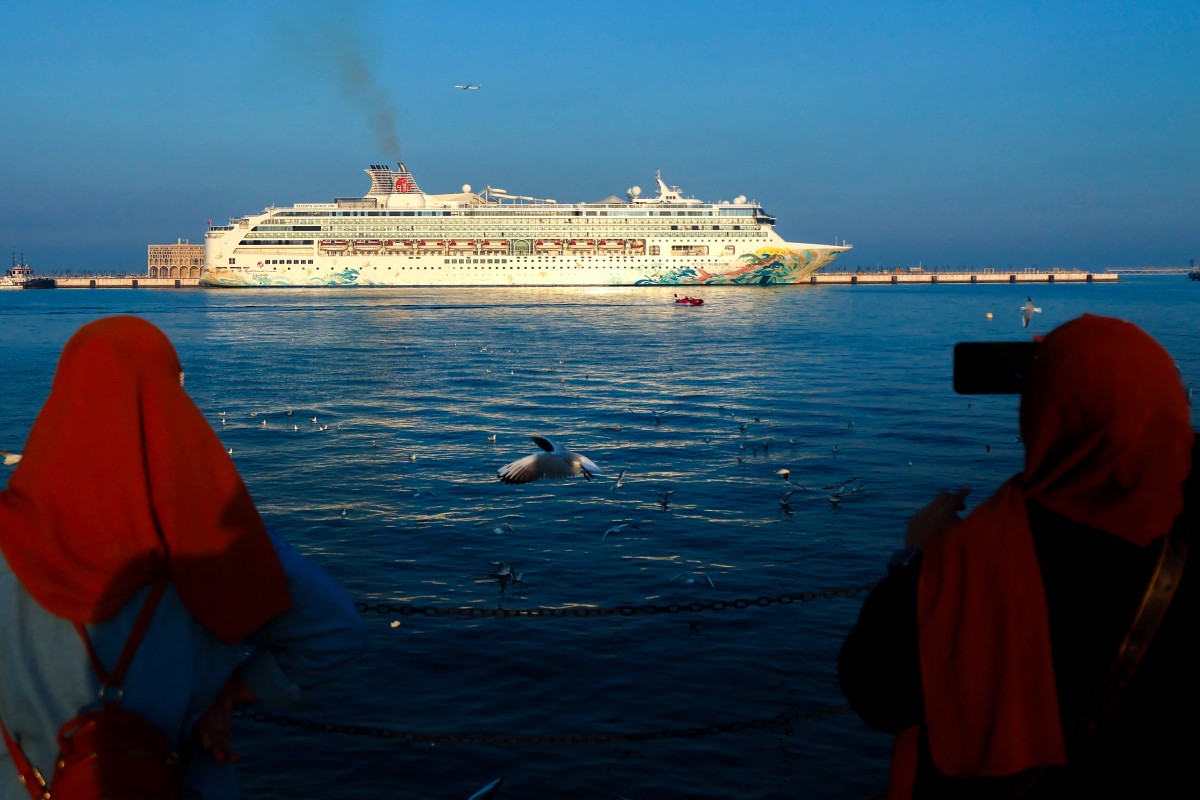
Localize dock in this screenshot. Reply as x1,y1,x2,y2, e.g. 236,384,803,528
54,277,201,288
812,269,1117,284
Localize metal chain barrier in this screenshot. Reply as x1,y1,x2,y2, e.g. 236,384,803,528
353,582,877,619
237,703,856,747
245,584,874,749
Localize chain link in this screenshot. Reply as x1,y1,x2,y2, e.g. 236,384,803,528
236,703,855,747
354,583,877,619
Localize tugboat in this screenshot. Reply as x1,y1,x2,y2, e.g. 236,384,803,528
0,253,56,289
673,293,704,306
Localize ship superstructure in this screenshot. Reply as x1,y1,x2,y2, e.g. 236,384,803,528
201,163,850,287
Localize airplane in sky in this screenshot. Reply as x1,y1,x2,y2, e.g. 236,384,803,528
454,84,481,90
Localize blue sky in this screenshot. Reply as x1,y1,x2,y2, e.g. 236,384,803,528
1,0,1196,272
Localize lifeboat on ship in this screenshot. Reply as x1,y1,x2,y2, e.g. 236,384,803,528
356,240,384,252
597,239,625,251
448,240,475,253
673,294,704,306
567,239,596,251
319,240,349,253
534,240,564,251
480,239,508,251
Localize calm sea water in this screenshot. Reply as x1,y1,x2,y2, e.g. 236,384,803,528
0,277,1195,799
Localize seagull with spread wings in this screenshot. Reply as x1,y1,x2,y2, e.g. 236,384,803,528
497,436,603,484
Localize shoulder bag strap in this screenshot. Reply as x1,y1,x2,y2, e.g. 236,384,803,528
0,716,47,800
74,575,169,692
1075,518,1190,735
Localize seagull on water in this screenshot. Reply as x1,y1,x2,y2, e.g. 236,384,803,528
654,489,676,509
497,436,603,484
1020,296,1042,328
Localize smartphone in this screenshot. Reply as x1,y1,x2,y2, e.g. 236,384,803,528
953,342,1036,394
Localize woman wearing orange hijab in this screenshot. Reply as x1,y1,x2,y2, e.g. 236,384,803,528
0,316,367,798
839,314,1196,798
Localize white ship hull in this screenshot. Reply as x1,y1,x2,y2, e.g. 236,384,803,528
202,163,849,288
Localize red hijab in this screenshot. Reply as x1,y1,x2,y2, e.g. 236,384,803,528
908,314,1193,785
0,316,291,643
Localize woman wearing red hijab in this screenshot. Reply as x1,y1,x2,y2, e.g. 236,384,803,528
839,314,1196,798
0,316,367,798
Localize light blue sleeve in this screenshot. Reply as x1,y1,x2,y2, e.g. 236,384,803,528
236,531,368,708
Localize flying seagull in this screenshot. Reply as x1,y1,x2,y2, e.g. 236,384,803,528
497,436,603,484
1020,296,1042,328
671,571,715,588
1,450,21,466
467,777,503,800
454,83,481,90
602,522,642,541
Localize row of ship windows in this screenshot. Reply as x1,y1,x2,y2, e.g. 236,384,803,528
239,263,723,272
230,259,315,265
277,209,756,218
253,224,754,233
230,257,732,268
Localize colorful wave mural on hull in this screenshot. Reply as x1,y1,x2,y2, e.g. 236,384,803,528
635,247,840,286
201,247,844,287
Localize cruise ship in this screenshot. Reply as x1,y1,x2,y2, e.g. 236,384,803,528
201,163,850,287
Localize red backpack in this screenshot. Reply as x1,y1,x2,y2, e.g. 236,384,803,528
0,577,183,799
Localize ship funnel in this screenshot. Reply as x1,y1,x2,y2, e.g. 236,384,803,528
364,162,423,196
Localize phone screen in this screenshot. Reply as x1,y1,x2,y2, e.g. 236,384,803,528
953,342,1036,394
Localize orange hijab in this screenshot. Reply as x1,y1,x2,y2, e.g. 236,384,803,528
0,316,291,643
906,315,1192,786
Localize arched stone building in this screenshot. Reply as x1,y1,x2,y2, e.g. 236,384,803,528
148,240,203,278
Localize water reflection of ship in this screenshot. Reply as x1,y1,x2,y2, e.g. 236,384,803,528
0,253,57,289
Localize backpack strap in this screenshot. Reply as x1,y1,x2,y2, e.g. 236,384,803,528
74,575,169,697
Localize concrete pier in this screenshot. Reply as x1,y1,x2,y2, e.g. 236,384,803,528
53,277,201,288
812,269,1117,285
